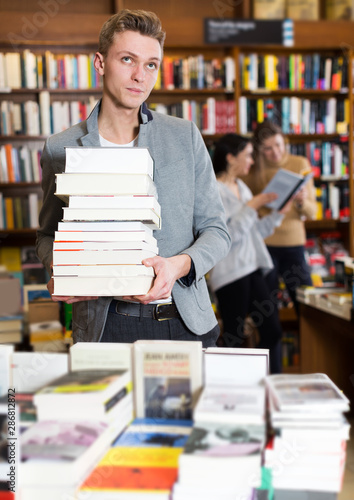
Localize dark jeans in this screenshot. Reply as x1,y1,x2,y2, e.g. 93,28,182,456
100,303,219,348
215,269,283,374
266,245,313,316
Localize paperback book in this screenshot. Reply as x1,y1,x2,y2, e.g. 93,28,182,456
265,373,350,413
20,420,114,486
193,384,266,425
262,168,313,210
64,146,154,178
133,340,203,421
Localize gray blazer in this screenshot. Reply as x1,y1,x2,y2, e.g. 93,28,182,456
36,101,231,342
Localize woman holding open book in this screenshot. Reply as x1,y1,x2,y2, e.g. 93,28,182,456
208,134,288,373
245,121,317,314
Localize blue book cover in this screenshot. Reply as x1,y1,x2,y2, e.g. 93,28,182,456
113,418,193,448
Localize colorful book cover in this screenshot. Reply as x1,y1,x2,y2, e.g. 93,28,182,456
79,421,189,493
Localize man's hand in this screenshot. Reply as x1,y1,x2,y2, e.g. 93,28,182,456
47,277,98,304
123,254,192,305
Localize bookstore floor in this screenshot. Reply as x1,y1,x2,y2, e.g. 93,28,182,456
339,419,354,500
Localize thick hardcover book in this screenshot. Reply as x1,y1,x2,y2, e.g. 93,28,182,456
265,373,350,413
55,229,156,246
133,340,203,421
52,248,157,266
68,194,160,210
53,275,154,297
64,146,154,179
52,263,155,278
61,207,161,230
53,240,159,252
193,384,266,425
55,173,157,199
262,167,313,210
57,220,153,234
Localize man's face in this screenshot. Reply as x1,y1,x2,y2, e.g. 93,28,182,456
95,30,162,111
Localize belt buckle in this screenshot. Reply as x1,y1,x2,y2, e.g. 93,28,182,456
153,302,173,321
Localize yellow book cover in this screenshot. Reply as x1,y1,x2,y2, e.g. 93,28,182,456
326,0,354,19
315,187,323,220
36,55,43,88
265,55,277,90
287,0,319,19
4,197,14,230
101,446,183,468
0,246,22,271
254,0,286,18
30,330,64,343
154,66,161,89
243,55,251,89
257,99,264,123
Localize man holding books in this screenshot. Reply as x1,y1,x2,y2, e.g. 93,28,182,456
36,9,231,347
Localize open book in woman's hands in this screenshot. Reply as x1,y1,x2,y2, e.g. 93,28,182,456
262,168,313,210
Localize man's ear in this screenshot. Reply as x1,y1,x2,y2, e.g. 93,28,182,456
94,52,105,76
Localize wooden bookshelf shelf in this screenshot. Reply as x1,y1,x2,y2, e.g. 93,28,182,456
305,219,349,230
0,182,41,188
151,88,234,95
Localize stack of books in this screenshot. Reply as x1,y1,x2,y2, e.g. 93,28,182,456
52,146,160,297
173,390,266,500
265,373,351,496
19,367,133,500
173,348,268,500
77,417,193,499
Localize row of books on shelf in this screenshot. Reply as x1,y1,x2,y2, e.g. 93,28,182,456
149,98,236,135
0,50,102,91
289,140,349,179
0,93,98,136
0,245,49,287
0,193,40,230
0,144,41,183
240,52,348,91
253,0,353,20
315,183,350,221
154,55,235,91
239,96,348,135
0,341,350,500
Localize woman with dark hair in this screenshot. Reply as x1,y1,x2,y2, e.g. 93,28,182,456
209,133,289,373
245,121,316,314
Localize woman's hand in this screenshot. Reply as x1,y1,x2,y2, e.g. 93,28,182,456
293,187,307,204
247,192,278,210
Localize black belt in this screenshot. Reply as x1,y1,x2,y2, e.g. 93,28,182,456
109,300,180,321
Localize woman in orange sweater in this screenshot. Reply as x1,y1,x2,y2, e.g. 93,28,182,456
246,121,317,314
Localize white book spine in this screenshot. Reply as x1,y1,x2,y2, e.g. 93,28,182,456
28,193,39,228
39,90,51,136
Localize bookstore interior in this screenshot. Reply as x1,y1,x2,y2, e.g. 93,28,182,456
1,0,354,499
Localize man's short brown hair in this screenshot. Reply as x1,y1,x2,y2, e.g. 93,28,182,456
99,9,166,57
